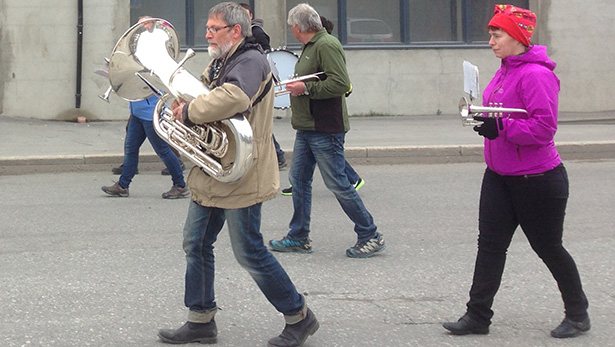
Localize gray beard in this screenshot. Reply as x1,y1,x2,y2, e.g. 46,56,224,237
208,41,233,59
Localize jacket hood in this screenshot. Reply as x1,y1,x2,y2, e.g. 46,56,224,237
251,18,264,27
502,45,556,71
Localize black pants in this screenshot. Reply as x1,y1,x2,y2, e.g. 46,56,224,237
466,163,588,324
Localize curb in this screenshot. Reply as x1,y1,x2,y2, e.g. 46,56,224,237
2,142,615,175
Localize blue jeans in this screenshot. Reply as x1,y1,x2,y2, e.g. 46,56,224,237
118,116,185,188
287,130,377,241
182,200,304,315
344,160,359,184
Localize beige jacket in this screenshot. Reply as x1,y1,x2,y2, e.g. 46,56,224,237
185,39,278,209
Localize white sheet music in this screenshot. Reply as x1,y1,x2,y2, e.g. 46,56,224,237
463,61,480,100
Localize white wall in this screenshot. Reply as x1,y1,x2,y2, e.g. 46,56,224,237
1,0,613,121
0,0,129,121
544,0,614,112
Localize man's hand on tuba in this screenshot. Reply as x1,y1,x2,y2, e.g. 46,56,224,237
171,99,186,124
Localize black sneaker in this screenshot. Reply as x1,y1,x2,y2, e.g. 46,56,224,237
101,181,129,197
162,185,189,199
269,236,313,253
346,233,385,258
162,161,186,176
268,308,319,347
158,320,217,344
281,185,293,196
112,164,138,175
550,317,590,338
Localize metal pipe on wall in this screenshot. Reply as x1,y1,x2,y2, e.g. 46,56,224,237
76,0,83,108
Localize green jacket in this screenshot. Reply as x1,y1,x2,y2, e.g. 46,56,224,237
291,28,351,133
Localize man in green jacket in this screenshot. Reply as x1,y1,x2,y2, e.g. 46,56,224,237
157,3,318,347
269,3,385,258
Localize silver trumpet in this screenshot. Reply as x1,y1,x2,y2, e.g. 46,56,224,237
459,96,528,126
274,72,325,96
102,18,254,183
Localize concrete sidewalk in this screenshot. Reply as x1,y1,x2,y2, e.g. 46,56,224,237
1,111,615,174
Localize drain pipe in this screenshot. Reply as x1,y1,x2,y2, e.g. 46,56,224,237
75,0,83,108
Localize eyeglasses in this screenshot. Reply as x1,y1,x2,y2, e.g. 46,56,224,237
205,25,233,34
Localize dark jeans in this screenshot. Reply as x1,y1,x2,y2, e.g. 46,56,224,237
466,164,588,324
182,200,304,316
287,130,377,241
118,116,185,188
273,134,285,163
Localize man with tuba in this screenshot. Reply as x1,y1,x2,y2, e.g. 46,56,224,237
157,3,319,347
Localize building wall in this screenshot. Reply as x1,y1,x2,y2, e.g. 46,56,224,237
0,0,613,121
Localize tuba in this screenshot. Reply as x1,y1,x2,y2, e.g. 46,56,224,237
459,97,528,127
103,18,254,183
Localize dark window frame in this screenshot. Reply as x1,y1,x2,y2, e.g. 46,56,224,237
132,0,528,51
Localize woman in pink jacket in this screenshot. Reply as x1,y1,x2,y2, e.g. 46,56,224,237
443,5,589,338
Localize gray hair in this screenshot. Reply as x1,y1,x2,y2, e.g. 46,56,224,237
209,2,252,37
287,3,323,32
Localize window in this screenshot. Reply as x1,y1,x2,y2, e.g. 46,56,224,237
284,0,529,48
346,1,399,44
129,0,529,50
130,0,255,49
409,0,462,42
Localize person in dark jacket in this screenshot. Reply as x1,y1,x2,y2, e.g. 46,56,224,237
443,4,590,339
239,2,288,169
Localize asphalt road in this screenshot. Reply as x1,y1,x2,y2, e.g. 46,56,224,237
1,160,613,346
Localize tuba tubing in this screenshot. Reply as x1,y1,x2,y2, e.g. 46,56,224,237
459,97,528,127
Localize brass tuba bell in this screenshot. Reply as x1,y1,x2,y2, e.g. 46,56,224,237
103,18,254,183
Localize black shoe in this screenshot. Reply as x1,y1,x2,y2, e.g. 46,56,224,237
112,164,138,175
443,314,489,335
281,185,293,196
158,321,217,344
550,316,590,338
278,158,288,170
162,161,186,176
268,308,319,347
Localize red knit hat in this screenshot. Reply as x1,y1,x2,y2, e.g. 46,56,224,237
488,4,536,46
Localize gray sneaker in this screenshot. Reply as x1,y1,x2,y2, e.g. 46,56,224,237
269,236,313,253
101,181,129,197
346,233,385,258
162,184,189,199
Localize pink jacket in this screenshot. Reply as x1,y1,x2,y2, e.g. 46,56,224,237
482,45,562,175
